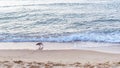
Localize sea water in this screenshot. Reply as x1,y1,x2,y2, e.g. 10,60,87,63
0,0,120,43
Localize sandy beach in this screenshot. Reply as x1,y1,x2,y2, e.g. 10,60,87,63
0,50,120,68
0,42,120,68
0,0,120,68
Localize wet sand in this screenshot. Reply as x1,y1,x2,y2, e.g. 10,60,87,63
0,42,120,68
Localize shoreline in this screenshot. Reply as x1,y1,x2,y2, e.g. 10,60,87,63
0,42,120,67
0,42,120,54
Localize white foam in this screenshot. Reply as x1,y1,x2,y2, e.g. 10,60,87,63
0,42,38,50
0,0,111,6
38,33,120,43
0,42,120,54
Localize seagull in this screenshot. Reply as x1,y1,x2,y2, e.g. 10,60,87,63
36,42,44,50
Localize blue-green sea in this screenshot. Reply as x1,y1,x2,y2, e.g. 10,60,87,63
0,0,120,43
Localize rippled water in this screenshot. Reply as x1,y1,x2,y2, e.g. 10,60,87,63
0,0,120,43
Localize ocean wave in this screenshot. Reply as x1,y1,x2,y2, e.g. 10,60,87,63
0,29,120,43
0,1,120,43
0,3,104,7
0,14,29,20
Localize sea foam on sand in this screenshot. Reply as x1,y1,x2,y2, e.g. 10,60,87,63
0,42,120,53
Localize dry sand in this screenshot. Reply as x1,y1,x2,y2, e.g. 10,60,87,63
0,50,120,68
0,49,120,63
